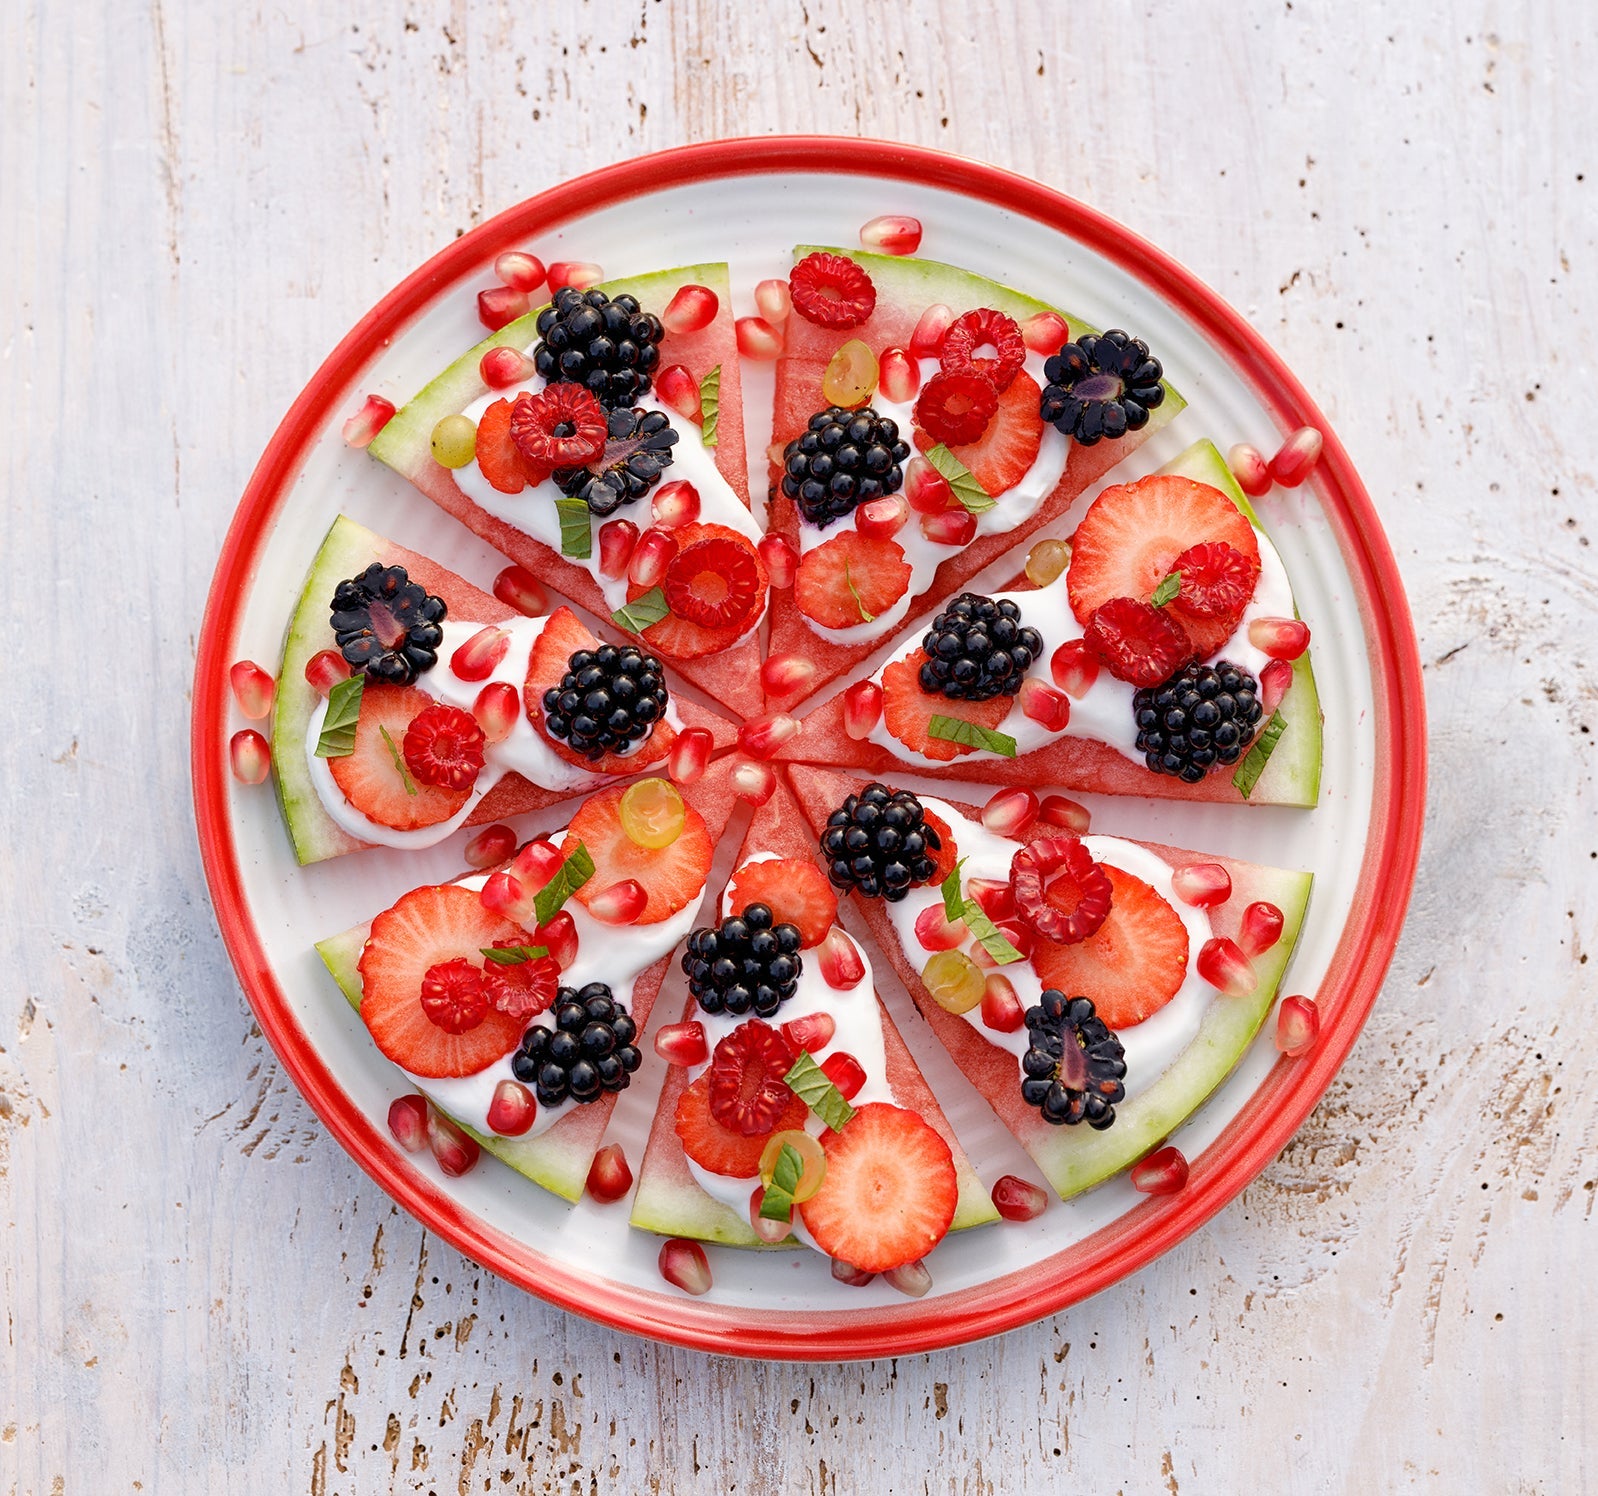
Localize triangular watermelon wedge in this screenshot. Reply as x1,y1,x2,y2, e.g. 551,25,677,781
786,766,1313,1199
272,515,740,865
315,757,742,1203
368,263,769,720
764,246,1187,710
775,439,1323,808
629,775,999,1252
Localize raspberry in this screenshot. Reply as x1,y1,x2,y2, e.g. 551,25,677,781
1083,598,1193,687
1170,542,1261,619
788,251,877,330
662,536,762,630
914,371,999,446
480,941,561,1021
1009,837,1113,946
402,702,486,790
706,1020,798,1137
419,959,490,1034
938,308,1026,393
509,383,608,468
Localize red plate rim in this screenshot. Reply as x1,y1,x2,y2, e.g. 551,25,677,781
191,135,1426,1360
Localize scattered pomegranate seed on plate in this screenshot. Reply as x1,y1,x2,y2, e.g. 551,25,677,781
1037,795,1090,833
654,363,701,422
909,303,954,357
1275,995,1320,1057
387,1094,429,1153
754,277,792,325
450,625,511,682
480,346,536,389
658,1237,712,1295
341,394,395,449
304,648,350,695
1227,442,1272,497
816,925,866,989
667,726,713,785
597,518,639,579
585,879,648,926
492,565,547,616
982,787,1038,837
748,1186,792,1244
1131,1146,1189,1195
1197,936,1256,996
546,260,603,291
758,534,798,589
586,1143,633,1203
761,652,817,700
425,1105,480,1177
1268,426,1323,487
462,823,516,869
878,346,920,403
493,251,546,293
229,730,270,784
651,480,701,530
1249,617,1312,660
883,1260,932,1298
229,660,275,719
654,1021,708,1067
981,975,1025,1034
472,681,519,744
991,1173,1048,1221
859,214,923,255
738,714,800,759
831,1257,875,1287
1020,310,1070,355
477,285,529,331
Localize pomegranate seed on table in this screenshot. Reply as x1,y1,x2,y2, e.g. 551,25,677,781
921,507,976,546
662,283,719,335
1259,658,1295,714
547,260,603,291
229,660,275,719
748,1186,792,1244
904,456,953,515
654,1021,708,1067
229,730,270,784
761,653,817,700
586,1143,634,1204
1050,639,1099,697
477,285,529,331
1228,442,1272,497
1020,310,1070,355
883,1260,932,1298
738,714,800,759
472,681,519,744
966,877,1015,921
817,925,866,989
843,679,883,740
597,518,639,579
1038,795,1090,833
781,1011,836,1053
831,1257,875,1287
586,879,648,925
820,1051,866,1100
1268,426,1323,487
1249,617,1312,660
486,1079,538,1137
909,303,954,357
877,346,919,403
754,278,792,325
341,395,395,448
651,480,701,529
425,1105,480,1177
736,316,784,360
481,346,536,389
494,251,546,292
981,974,1025,1034
658,1238,712,1295
982,787,1039,838
1275,994,1320,1058
991,1173,1048,1221
450,625,510,682
914,903,964,952
536,910,579,971
654,363,702,423
667,726,713,785
859,214,923,255
304,648,350,695
492,565,547,617
387,1094,429,1153
1131,1146,1190,1196
463,823,517,869
479,871,538,927
757,534,798,588
1240,901,1285,957
628,529,678,588
731,759,777,805
1172,862,1231,908
1198,937,1256,997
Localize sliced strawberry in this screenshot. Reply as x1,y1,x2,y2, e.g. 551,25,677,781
921,808,958,884
402,702,486,790
474,397,549,494
675,1071,809,1177
914,370,1043,497
480,940,560,1021
1083,598,1193,687
358,885,527,1078
707,1020,797,1136
626,522,768,660
798,1103,958,1273
794,531,911,630
328,683,473,831
1165,541,1263,658
1032,864,1191,1029
880,651,1011,761
726,857,839,948
1067,474,1261,630
662,534,762,630
562,781,712,924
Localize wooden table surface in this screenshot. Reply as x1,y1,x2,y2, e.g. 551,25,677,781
4,2,1593,1490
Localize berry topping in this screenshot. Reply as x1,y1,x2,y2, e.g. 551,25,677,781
508,982,641,1107
479,941,561,1021
533,286,664,408
1169,541,1261,619
1083,597,1194,687
674,1071,809,1178
914,369,1044,497
624,521,771,660
819,783,943,902
938,308,1026,392
794,531,912,629
327,684,473,832
917,593,1043,702
725,857,839,949
563,781,712,924
707,1020,799,1136
554,405,679,517
681,903,804,1019
788,251,877,330
1132,660,1263,782
419,958,490,1034
1009,836,1113,946
474,397,548,493
401,702,486,790
1039,329,1165,445
329,563,446,685
880,653,1012,761
509,383,609,468
781,405,911,528
540,641,669,762
1020,992,1127,1128
663,535,763,630
914,370,999,446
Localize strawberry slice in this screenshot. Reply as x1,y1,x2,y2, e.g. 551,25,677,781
726,857,839,948
880,650,1011,761
625,522,768,659
358,885,528,1078
562,781,712,924
1031,863,1191,1029
328,683,473,831
474,397,549,494
1067,474,1261,632
794,531,912,630
1166,541,1262,658
798,1103,958,1273
914,370,1043,497
674,1071,809,1177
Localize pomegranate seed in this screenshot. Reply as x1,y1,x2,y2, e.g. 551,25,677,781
914,903,964,952
512,838,565,886
758,533,798,589
596,518,639,580
654,363,702,423
1038,795,1090,833
781,1012,836,1053
1131,1146,1190,1196
425,1106,480,1177
981,974,1026,1034
1171,862,1231,908
229,660,275,719
855,495,909,541
662,283,719,335
1268,426,1323,487
586,1142,633,1203
738,714,800,759
1228,442,1272,498
877,347,920,404
477,285,530,331
463,823,517,869
628,528,678,588
451,625,511,682
1240,900,1285,957
1050,639,1099,697
1020,310,1070,355
1260,658,1295,714
1198,937,1256,997
1248,617,1312,661
843,679,883,740
342,394,395,449
754,278,792,325
387,1095,429,1153
820,1051,866,1100
472,681,520,744
748,1185,793,1244
904,455,953,514
486,1079,538,1137
991,1173,1048,1221
654,1020,708,1067
535,910,579,971
494,250,546,292
859,214,923,256
480,872,537,927
493,565,547,617
667,726,713,786
966,878,1015,921
1275,994,1320,1058
982,787,1039,838
651,479,701,530
909,303,954,357
831,1257,875,1287
921,507,976,546
587,879,647,925
731,759,777,805
735,316,783,360
1019,678,1071,733
480,345,536,389
658,1238,712,1295
883,1260,932,1298
817,925,866,990
761,652,817,700
304,648,350,696
547,260,603,291
229,730,270,785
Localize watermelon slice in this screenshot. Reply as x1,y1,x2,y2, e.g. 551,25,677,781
367,263,768,720
272,515,739,865
315,757,742,1203
785,766,1313,1199
764,247,1187,709
777,440,1323,808
628,775,999,1250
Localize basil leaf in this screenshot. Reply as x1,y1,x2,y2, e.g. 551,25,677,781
844,561,875,623
784,1051,857,1133
757,1141,803,1222
479,944,549,965
1151,571,1182,607
699,363,721,448
314,673,364,759
533,842,596,926
961,898,1023,966
927,714,1018,758
924,443,996,514
1232,709,1289,800
378,724,418,796
555,497,593,559
612,586,670,634
940,857,968,922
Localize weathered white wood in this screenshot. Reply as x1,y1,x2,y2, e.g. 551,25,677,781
2,0,1594,1491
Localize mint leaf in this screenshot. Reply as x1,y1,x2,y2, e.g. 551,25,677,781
479,944,549,965
533,842,596,926
844,561,875,623
555,497,593,559
784,1051,857,1133
699,364,721,448
961,899,1023,965
378,724,418,796
940,857,968,922
1232,709,1289,800
1151,571,1182,607
314,673,363,759
924,443,996,515
927,714,1017,758
612,586,669,634
757,1141,803,1222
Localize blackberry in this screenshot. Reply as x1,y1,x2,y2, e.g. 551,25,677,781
1039,329,1165,446
681,904,803,1019
541,643,668,761
781,405,910,528
554,405,678,517
509,982,641,1107
1020,992,1127,1129
533,286,664,409
328,564,446,686
819,783,942,902
1133,659,1263,784
918,593,1043,702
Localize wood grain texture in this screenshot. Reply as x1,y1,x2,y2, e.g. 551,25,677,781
3,0,1594,1491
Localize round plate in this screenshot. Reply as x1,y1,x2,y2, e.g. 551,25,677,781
192,137,1425,1360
